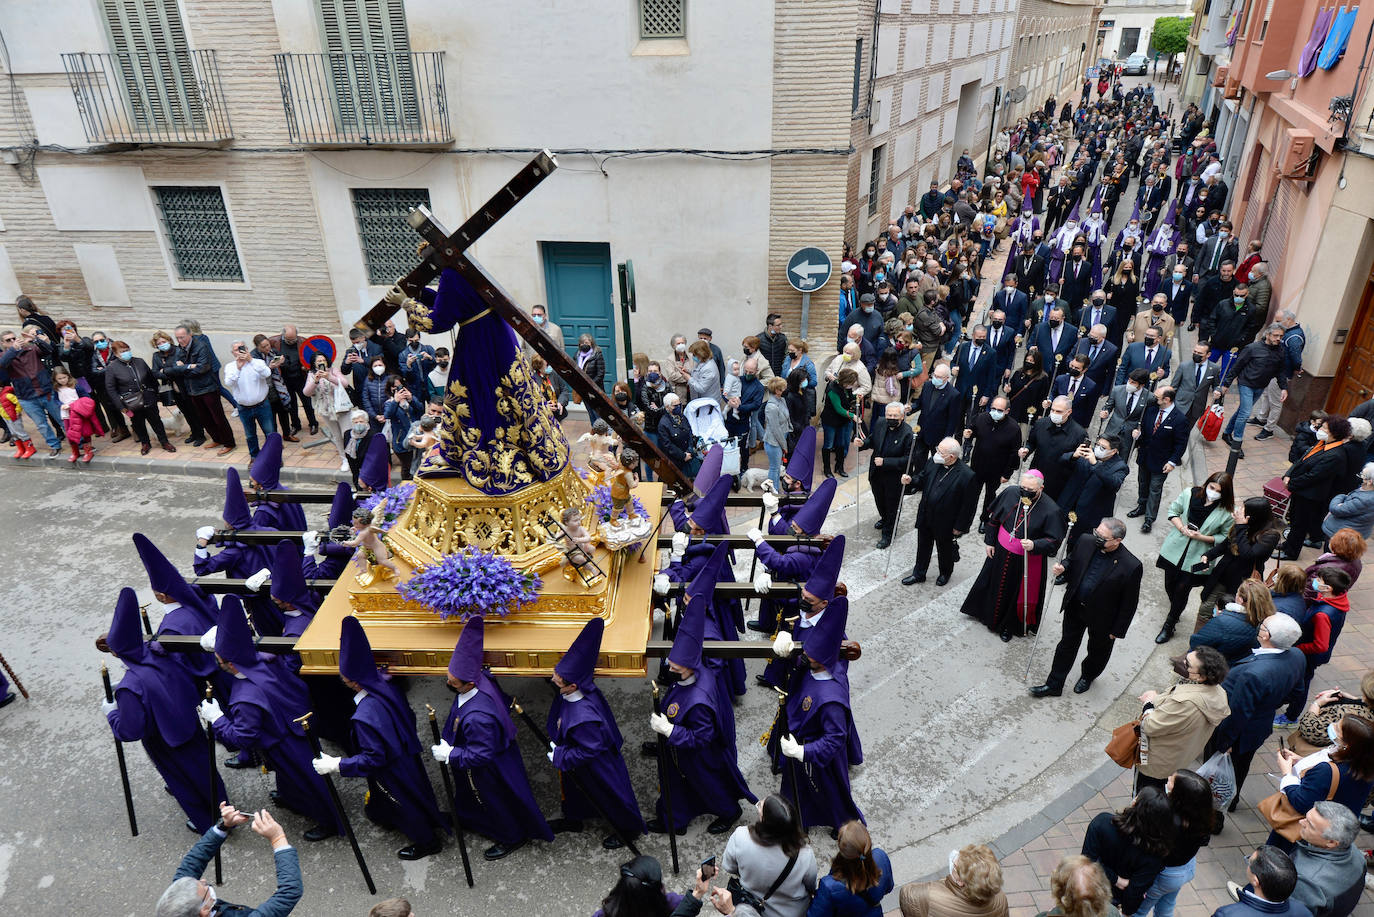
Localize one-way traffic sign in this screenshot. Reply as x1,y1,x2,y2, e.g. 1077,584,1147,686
786,247,832,293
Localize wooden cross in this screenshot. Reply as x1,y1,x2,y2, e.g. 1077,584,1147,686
352,150,691,494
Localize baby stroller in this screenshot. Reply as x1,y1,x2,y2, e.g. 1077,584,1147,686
684,397,742,478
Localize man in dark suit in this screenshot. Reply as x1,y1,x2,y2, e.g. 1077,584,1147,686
1056,434,1129,542
1101,369,1155,464
1073,292,1117,340
1045,176,1075,234
1028,305,1078,369
1114,326,1171,388
1020,395,1086,501
1129,386,1188,533
1072,324,1120,392
1060,245,1094,312
1170,341,1224,488
912,361,960,471
951,325,998,414
961,394,1022,531
1190,260,1237,331
1048,354,1099,427
1161,250,1195,324
1029,519,1142,696
901,436,976,586
1136,173,1168,231
1195,225,1239,285
868,402,915,549
1012,244,1048,302
989,275,1029,334
985,308,1019,383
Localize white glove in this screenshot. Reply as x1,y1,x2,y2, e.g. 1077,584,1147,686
747,527,765,545
754,571,773,594
199,627,217,652
245,568,271,591
431,740,453,763
198,698,224,725
772,633,797,657
196,525,215,542
649,712,675,738
653,574,670,596
384,284,408,305
671,531,689,555
762,492,779,513
779,734,805,761
301,531,320,556
312,754,341,775
101,699,118,716
546,747,556,763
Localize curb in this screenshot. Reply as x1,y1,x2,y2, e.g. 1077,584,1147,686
2,450,348,486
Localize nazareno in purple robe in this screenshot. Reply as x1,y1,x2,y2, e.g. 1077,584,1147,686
778,675,865,830
654,672,756,832
664,543,746,698
341,690,447,846
547,689,646,837
441,686,554,847
248,433,308,532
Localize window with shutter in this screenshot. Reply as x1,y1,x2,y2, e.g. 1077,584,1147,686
352,188,432,285
99,0,204,132
152,186,245,283
316,0,419,136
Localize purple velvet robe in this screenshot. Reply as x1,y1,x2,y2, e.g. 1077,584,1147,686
654,673,756,831
340,688,446,846
547,689,645,837
776,676,864,830
441,688,553,846
664,544,746,696
193,543,281,636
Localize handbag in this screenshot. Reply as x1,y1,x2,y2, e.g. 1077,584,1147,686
1197,403,1224,442
119,387,145,412
727,851,798,914
1106,718,1142,767
331,379,353,415
1258,761,1339,842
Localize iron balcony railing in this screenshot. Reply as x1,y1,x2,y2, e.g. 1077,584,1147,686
273,51,451,146
61,50,233,145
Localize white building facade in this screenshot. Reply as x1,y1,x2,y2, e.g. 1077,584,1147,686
1094,0,1190,63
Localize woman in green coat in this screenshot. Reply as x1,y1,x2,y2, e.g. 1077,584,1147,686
1154,472,1234,643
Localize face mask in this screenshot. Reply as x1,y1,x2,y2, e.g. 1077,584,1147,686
800,379,808,389
117,351,133,362
1019,486,1037,500
670,404,682,414
372,365,385,376
533,315,545,325
743,373,756,382
861,305,874,313
615,395,630,407
1233,296,1246,305
1092,533,1107,549
1050,411,1066,424
1192,353,1206,364
1218,230,1229,238
1093,445,1111,460
1068,367,1082,377
1127,383,1141,395
1048,319,1062,329
437,360,450,369
1312,577,1325,593
94,340,108,350
647,372,661,383
873,274,885,284
543,365,553,375
352,423,368,435
1315,429,1329,442
579,343,591,353
905,324,914,332
1045,295,1055,304
887,419,901,430
1172,272,1184,282
865,249,876,257
157,342,172,352
675,343,687,354
1328,723,1341,745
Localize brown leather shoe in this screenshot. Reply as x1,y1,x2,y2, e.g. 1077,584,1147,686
139,442,151,455
202,440,222,449
282,433,299,443
159,441,176,453
216,445,234,456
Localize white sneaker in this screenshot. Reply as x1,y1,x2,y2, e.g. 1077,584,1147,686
339,461,350,472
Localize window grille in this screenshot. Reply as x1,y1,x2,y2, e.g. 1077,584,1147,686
868,144,886,217
640,0,685,39
152,186,244,282
352,188,431,285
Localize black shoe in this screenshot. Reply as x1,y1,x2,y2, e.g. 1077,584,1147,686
547,818,584,834
188,438,206,448
978,522,986,534
483,840,526,861
836,468,849,478
1188,323,1197,332
1155,625,1175,644
309,424,319,436
183,434,197,444
707,806,743,835
645,818,686,836
1073,678,1093,694
186,818,200,833
1221,432,1236,448
398,839,442,860
999,630,1014,643
936,573,951,586
0,694,15,710
1029,684,1062,698
602,832,631,850
875,538,890,550
754,674,774,688
1246,417,1264,426
225,755,255,769
303,824,336,842
1053,573,1067,586
902,572,927,586
1140,521,1153,533
745,621,770,633
873,519,884,529
1255,429,1274,440
1126,506,1145,518
1303,538,1323,548
1212,810,1225,835
640,740,659,758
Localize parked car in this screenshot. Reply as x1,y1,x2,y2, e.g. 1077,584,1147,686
1124,52,1149,75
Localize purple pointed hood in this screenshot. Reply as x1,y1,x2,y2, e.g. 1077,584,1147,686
804,534,845,602
223,467,252,530
694,444,723,497
690,477,732,535
215,594,312,737
666,593,707,672
249,433,284,489
339,616,416,741
108,586,201,746
554,617,604,690
108,586,148,661
685,542,730,605
804,595,849,671
133,533,217,621
787,477,836,536
359,434,391,491
214,594,258,671
1162,199,1179,227
268,540,320,614
783,427,817,492
327,481,354,529
447,615,486,682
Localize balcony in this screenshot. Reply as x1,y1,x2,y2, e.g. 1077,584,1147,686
61,50,233,145
273,51,451,147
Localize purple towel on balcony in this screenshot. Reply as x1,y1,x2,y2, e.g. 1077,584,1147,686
1300,7,1335,77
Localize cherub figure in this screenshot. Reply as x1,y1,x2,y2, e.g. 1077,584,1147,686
343,505,397,582
560,505,596,564
576,419,620,476
606,447,641,527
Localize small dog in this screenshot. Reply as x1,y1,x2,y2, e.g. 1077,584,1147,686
161,406,187,437
737,467,772,492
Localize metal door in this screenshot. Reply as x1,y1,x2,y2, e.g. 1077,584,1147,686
541,242,615,390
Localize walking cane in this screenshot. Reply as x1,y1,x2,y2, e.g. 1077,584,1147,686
101,664,138,836
1047,352,1065,395
0,649,29,699
963,385,981,465
510,699,642,857
743,493,771,617
884,422,921,578
139,604,154,637
1024,512,1077,682
649,681,680,874
295,712,376,895
1016,407,1038,482
425,703,474,887
205,685,223,884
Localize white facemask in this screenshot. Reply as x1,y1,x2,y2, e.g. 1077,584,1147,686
1205,487,1222,502
1050,411,1066,425
1092,445,1108,459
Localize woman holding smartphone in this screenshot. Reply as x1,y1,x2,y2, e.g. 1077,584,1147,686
1154,472,1234,643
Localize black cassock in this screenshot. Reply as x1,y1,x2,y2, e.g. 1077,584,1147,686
959,488,1065,636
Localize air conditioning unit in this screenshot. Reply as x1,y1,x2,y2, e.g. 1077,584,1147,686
1278,128,1316,177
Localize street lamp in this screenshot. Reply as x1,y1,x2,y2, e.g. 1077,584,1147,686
1264,69,1297,92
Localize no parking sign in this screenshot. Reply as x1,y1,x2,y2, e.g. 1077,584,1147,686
298,335,336,367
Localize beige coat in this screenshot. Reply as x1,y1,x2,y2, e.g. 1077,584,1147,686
1124,310,1177,348
900,876,1010,917
1138,682,1231,778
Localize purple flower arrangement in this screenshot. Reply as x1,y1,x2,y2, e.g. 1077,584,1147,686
587,484,646,523
398,548,542,621
358,482,416,531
